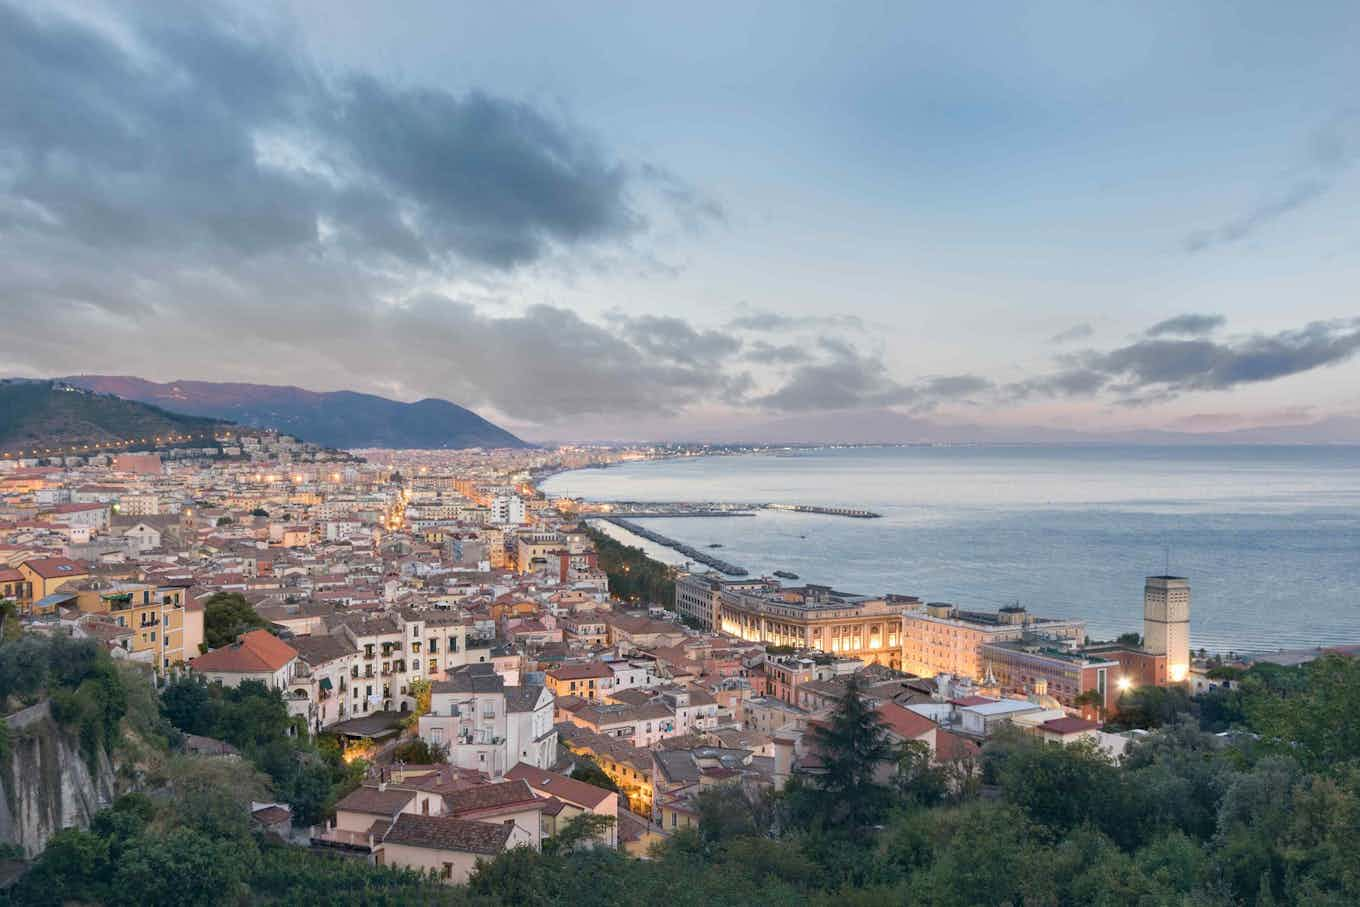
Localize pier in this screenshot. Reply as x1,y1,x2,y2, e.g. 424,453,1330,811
763,503,881,518
598,517,749,576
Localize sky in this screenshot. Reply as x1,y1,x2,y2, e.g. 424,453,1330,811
2,0,1360,442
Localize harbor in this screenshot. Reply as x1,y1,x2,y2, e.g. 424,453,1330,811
597,517,750,576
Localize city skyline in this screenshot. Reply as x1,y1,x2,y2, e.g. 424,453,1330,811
3,2,1360,442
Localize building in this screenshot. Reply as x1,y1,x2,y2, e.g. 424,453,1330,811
190,629,299,689
74,581,201,674
418,664,557,777
1143,576,1190,683
489,495,526,526
978,636,1121,710
675,573,772,632
111,453,162,475
901,603,1085,681
17,558,88,614
545,662,614,701
718,583,918,670
503,764,619,848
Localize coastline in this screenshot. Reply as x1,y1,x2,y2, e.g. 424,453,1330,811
540,446,1360,656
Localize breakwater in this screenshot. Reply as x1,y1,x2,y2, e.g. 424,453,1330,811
763,503,881,518
600,517,749,576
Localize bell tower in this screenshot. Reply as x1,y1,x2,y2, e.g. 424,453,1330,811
1144,575,1190,682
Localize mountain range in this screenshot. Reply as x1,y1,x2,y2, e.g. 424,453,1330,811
0,380,228,454
63,376,528,450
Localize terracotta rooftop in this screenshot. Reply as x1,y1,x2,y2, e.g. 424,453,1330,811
334,785,417,817
504,764,614,810
381,813,512,855
190,629,297,674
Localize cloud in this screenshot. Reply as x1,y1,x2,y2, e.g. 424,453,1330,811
0,1,740,422
0,2,658,271
752,338,992,413
1013,319,1360,403
1184,110,1360,252
1145,314,1225,337
1049,323,1094,344
746,341,813,364
725,309,866,333
614,314,741,367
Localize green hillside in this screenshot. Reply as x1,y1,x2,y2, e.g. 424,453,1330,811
0,380,229,455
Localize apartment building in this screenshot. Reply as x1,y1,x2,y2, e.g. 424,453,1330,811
418,664,557,777
902,603,1085,681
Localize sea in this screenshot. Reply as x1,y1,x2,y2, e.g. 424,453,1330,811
541,445,1360,655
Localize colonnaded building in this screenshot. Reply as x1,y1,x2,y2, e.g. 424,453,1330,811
707,579,921,670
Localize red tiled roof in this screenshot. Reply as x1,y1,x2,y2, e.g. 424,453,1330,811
21,557,87,579
934,730,981,763
381,813,512,856
190,629,297,674
876,702,937,740
504,764,613,810
1039,717,1100,735
548,662,612,681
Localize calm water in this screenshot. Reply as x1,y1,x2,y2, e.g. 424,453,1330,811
543,446,1360,653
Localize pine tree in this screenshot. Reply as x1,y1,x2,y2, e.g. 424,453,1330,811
810,672,894,832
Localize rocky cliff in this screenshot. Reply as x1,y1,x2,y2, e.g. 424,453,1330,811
0,701,116,857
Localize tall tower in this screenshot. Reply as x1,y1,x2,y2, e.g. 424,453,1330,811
1144,576,1190,683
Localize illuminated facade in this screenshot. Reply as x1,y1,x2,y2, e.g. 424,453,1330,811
1143,576,1191,683
718,583,919,670
902,603,1085,681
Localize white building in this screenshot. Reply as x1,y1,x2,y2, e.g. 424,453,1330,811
419,664,557,777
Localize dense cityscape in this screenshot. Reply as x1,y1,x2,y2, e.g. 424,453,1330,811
4,2,1359,904
0,434,1354,904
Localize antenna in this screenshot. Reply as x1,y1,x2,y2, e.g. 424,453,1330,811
1164,545,1171,576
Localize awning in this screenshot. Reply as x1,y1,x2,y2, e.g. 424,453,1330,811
318,677,333,691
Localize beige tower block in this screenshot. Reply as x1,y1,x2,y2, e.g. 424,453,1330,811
1144,576,1191,682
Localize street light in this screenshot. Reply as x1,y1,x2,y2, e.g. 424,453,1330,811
1117,676,1133,691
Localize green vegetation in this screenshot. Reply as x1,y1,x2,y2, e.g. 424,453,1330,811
202,592,270,649
0,635,131,770
4,616,1358,906
160,675,365,827
3,784,448,907
583,526,676,607
0,380,226,453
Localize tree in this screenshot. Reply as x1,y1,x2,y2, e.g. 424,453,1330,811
161,673,217,736
0,599,20,643
250,507,269,517
1242,654,1360,772
544,813,616,855
1111,684,1192,730
695,782,760,844
202,592,268,649
809,672,895,833
895,739,949,807
569,755,620,793
1073,688,1106,720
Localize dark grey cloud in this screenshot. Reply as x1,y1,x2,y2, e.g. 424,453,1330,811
1012,319,1360,403
0,1,736,423
1145,314,1226,337
1184,110,1359,253
1050,323,1094,344
614,314,741,367
0,2,644,270
752,338,991,413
